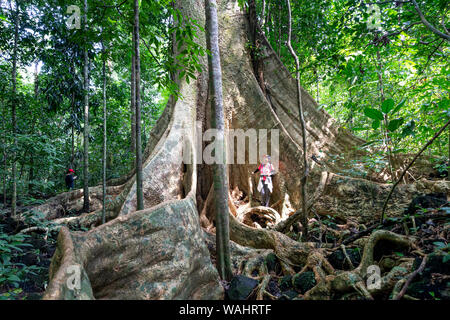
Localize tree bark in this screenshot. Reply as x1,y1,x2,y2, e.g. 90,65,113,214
376,49,395,181
29,62,39,195
205,0,232,281
286,0,308,241
71,91,75,168
134,0,144,211
2,99,7,207
83,0,90,213
11,0,19,217
102,37,107,225
130,40,136,154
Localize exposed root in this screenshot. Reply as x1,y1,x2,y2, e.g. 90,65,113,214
340,244,355,269
330,230,414,298
255,275,271,300
241,206,282,228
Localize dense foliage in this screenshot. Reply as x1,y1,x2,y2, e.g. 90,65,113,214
251,0,449,178
0,0,206,202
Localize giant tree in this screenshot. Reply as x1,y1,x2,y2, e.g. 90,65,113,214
31,0,449,300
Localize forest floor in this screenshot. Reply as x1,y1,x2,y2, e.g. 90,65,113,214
219,189,450,300
0,187,449,300
0,213,57,300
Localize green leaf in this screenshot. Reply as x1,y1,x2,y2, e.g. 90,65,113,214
433,242,446,248
388,118,404,132
372,120,381,130
7,275,21,282
364,108,384,121
0,15,9,23
381,98,395,114
443,254,450,264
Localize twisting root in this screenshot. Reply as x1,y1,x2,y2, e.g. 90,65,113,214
255,275,271,300
330,230,414,298
340,244,355,269
352,281,374,300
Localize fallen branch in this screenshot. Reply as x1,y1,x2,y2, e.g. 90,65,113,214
410,0,450,41
393,255,428,300
19,226,50,234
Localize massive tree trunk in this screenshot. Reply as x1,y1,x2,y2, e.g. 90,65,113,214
37,0,449,300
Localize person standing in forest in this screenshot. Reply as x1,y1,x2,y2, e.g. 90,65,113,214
65,169,77,191
253,154,276,207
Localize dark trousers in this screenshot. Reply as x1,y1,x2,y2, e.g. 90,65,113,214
260,183,271,207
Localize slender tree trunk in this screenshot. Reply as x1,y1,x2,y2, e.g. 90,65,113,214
28,157,34,195
141,84,146,146
11,1,19,216
2,103,7,207
348,78,353,130
315,68,320,105
102,37,107,225
277,2,281,57
130,41,136,154
376,49,394,181
83,0,90,212
134,0,144,211
265,0,271,35
260,0,266,28
205,0,232,281
286,0,309,241
71,92,75,167
29,63,39,195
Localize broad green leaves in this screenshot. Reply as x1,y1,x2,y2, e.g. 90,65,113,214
387,118,404,132
364,108,383,120
381,98,394,114
364,98,409,134
372,120,380,130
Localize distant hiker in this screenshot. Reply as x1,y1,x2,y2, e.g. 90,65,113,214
65,169,77,190
252,155,276,207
